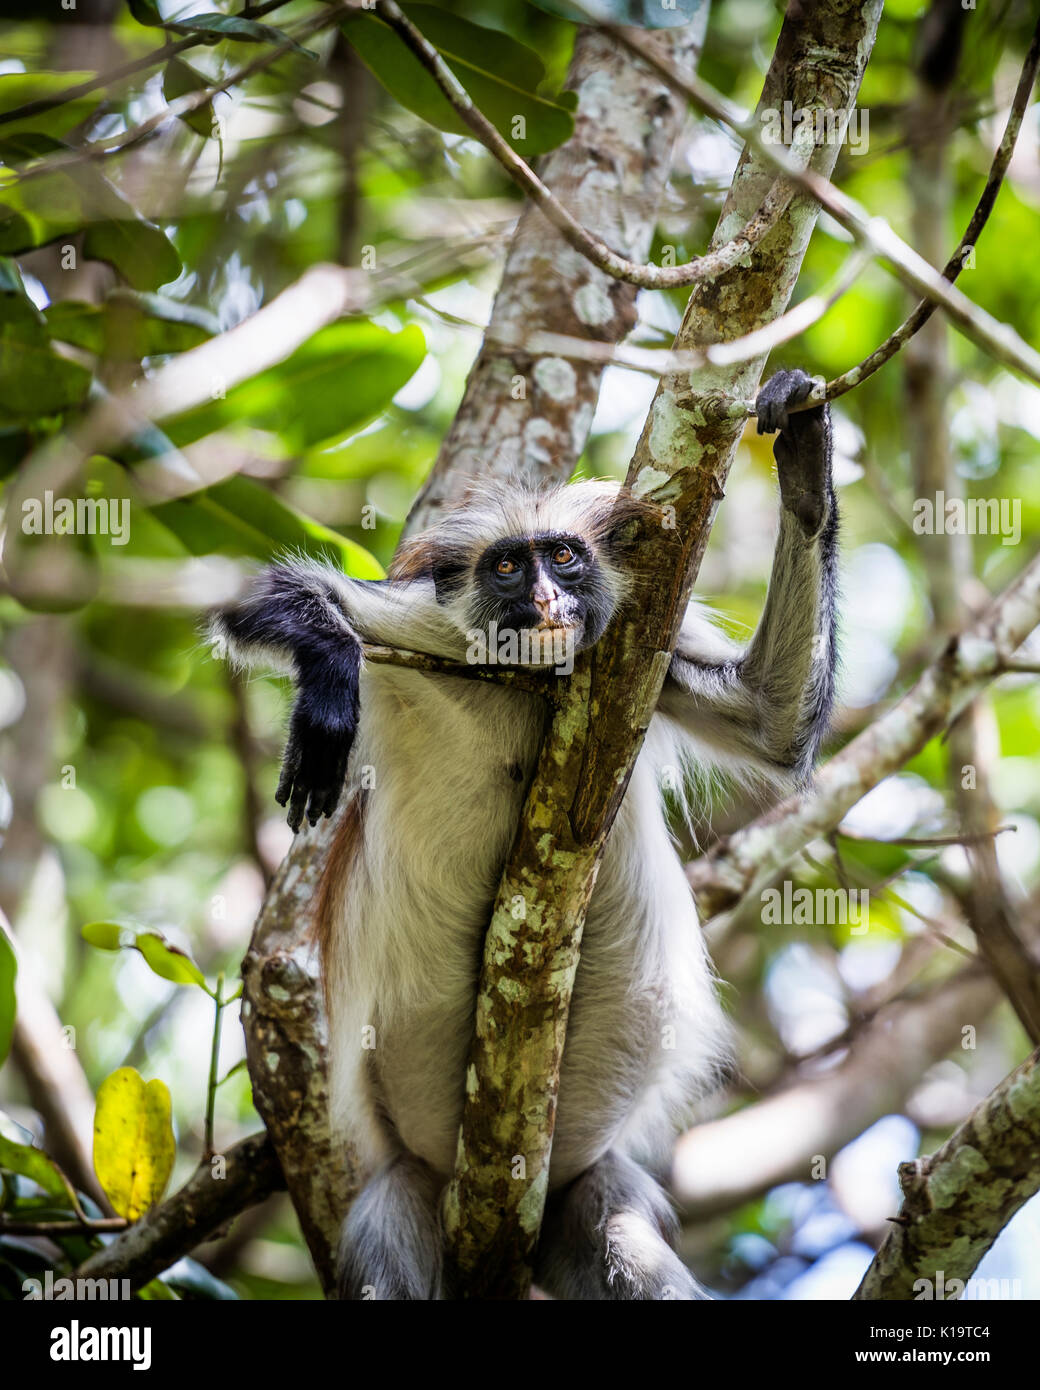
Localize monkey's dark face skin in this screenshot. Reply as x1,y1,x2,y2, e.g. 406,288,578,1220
466,531,617,658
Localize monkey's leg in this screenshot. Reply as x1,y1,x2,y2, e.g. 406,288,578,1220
338,1153,445,1300
534,1151,709,1301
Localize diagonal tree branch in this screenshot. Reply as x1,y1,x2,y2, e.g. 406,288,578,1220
687,553,1040,924
854,1045,1040,1300
76,1132,284,1293
405,19,712,529
600,13,1040,390
904,2,1040,1045
417,241,868,384
382,0,1040,395
372,0,794,294
825,9,1040,402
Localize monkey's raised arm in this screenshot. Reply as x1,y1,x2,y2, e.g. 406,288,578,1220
212,561,464,831
658,369,838,785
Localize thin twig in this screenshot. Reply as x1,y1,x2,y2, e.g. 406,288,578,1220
824,11,1040,401
595,9,1040,390
0,1217,128,1236
0,0,294,130
203,973,225,1162
415,247,870,384
837,825,1016,849
372,0,797,291
12,5,356,185
360,643,557,697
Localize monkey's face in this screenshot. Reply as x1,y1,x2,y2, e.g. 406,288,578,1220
467,531,616,664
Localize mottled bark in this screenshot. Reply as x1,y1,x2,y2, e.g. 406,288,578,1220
240,20,712,1293
854,1046,1040,1300
443,0,883,1299
240,830,348,1295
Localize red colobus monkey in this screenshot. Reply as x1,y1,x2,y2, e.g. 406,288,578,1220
215,368,837,1299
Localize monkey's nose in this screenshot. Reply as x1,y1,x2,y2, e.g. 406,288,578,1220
532,573,563,624
533,590,562,623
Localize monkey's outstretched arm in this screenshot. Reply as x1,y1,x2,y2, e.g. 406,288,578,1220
212,561,463,830
659,369,839,784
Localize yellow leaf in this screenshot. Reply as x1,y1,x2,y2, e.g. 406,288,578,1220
92,1067,175,1221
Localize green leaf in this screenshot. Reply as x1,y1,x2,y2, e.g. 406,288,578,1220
0,426,31,478
92,1068,175,1221
0,73,105,138
0,255,24,294
0,154,181,289
82,921,207,989
0,1114,71,1203
167,15,317,59
82,220,182,293
45,292,216,358
41,301,105,353
0,132,66,165
129,1,316,57
0,923,16,1068
81,921,127,951
135,932,207,988
524,0,706,28
0,204,33,253
0,291,92,417
163,319,426,451
152,475,385,578
341,5,575,157
137,1277,181,1300
126,0,164,21
162,58,216,139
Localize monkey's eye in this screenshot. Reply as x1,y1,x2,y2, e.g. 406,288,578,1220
496,558,518,576
552,545,576,566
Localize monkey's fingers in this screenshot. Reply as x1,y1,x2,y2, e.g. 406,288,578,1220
756,367,815,434
319,766,346,820
273,717,303,806
286,777,310,834
275,734,303,808
305,751,348,826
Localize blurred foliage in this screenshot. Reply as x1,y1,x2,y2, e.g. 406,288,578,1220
0,0,1038,1300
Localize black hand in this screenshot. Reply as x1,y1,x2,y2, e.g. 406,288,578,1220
756,368,832,537
276,645,361,833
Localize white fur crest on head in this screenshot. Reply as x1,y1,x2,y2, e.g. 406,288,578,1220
391,476,638,581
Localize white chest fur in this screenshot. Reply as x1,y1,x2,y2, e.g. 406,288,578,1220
323,667,731,1185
